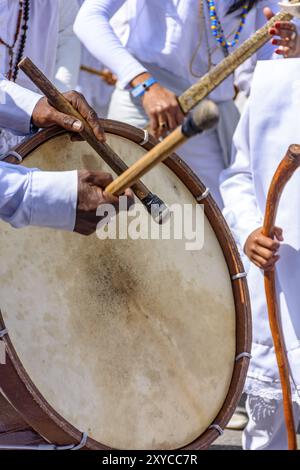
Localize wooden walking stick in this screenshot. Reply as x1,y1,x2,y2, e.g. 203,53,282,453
263,144,300,450
18,57,169,224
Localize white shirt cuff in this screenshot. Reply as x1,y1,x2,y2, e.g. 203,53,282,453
1,79,42,135
30,170,78,231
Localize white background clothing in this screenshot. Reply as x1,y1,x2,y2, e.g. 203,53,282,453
243,395,300,450
75,0,278,205
220,59,300,405
0,0,81,154
77,0,129,116
0,76,78,231
0,73,41,135
74,0,279,99
0,0,80,93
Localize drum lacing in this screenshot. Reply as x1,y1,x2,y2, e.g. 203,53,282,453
209,424,224,436
196,188,210,202
0,432,88,451
0,328,8,339
139,129,149,146
0,150,23,162
235,352,252,362
231,272,247,281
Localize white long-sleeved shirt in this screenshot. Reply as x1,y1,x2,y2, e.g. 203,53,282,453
74,0,279,98
0,75,77,231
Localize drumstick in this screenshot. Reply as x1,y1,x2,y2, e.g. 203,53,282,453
80,65,117,85
263,144,300,450
18,57,169,224
106,101,219,196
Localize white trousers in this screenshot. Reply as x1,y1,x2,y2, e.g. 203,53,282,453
242,395,300,450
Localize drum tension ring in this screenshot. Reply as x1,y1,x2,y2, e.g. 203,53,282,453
231,272,247,281
0,432,88,451
0,328,8,339
139,129,149,146
235,352,252,362
0,151,23,162
196,188,210,202
209,424,224,436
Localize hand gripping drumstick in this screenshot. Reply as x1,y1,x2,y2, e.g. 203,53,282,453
18,57,169,224
263,144,300,450
105,101,219,196
178,1,300,114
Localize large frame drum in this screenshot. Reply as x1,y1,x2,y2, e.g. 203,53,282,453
0,121,251,450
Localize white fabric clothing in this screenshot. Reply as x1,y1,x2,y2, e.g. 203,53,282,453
0,0,80,92
0,75,78,231
0,161,78,231
74,0,279,207
108,82,238,207
243,395,300,450
74,0,279,94
0,0,81,154
0,73,41,135
77,0,129,116
220,58,300,404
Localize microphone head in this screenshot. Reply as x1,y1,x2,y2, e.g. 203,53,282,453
182,100,220,137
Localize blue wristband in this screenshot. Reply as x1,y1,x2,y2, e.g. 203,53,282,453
131,77,157,98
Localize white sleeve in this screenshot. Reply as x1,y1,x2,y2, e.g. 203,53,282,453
0,75,41,135
0,162,78,231
54,0,81,92
220,102,263,254
74,0,146,88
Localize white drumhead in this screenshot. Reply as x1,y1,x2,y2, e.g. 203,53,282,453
0,134,236,449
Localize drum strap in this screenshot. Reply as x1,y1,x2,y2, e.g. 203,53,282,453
0,431,88,451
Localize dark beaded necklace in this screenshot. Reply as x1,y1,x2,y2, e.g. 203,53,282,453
0,0,30,82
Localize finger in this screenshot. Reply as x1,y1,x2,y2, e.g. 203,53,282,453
165,109,177,131
276,46,291,57
64,91,106,142
256,234,280,251
88,171,114,188
253,245,277,260
274,47,290,56
274,21,297,32
273,226,284,242
156,111,169,138
149,111,160,138
175,106,185,125
48,108,84,133
264,7,274,22
270,27,296,38
252,253,280,270
272,38,295,48
123,188,135,209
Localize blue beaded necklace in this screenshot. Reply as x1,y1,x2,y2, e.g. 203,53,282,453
207,0,249,56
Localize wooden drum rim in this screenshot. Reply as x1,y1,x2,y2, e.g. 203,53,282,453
0,120,252,450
